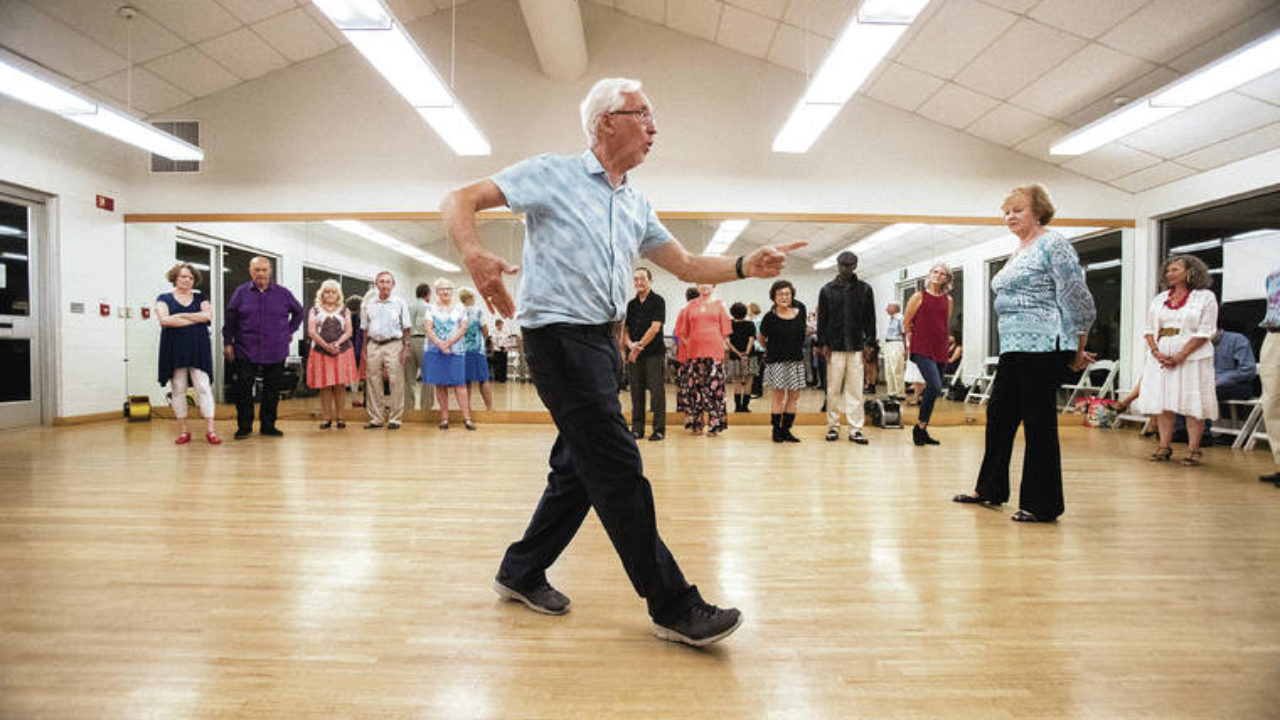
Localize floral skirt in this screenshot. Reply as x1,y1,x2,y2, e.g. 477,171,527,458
680,357,727,432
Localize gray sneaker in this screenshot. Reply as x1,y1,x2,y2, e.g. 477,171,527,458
652,602,743,647
493,578,571,615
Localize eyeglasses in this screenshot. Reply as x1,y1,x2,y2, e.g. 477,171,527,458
610,108,655,124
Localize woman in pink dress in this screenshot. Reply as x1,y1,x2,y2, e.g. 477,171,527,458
306,280,358,429
674,284,731,435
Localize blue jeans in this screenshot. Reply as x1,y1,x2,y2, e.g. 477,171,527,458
910,354,943,424
496,323,701,624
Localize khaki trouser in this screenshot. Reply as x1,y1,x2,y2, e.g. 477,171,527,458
826,350,865,430
405,336,435,411
882,340,905,397
1260,333,1280,469
366,339,406,425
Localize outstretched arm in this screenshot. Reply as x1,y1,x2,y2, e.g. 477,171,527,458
644,238,807,284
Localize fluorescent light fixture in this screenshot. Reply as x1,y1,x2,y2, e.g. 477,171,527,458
0,59,95,114
814,223,922,269
1052,28,1280,155
0,225,26,237
773,1,930,153
1,252,29,261
310,0,391,29
325,219,461,272
701,220,750,256
345,23,453,108
67,105,204,161
1227,228,1278,241
311,0,490,156
1170,238,1222,253
1085,259,1122,271
0,50,203,161
418,106,491,156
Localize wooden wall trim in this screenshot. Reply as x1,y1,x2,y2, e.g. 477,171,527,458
53,411,123,426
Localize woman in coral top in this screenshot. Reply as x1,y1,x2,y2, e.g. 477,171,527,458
675,284,732,435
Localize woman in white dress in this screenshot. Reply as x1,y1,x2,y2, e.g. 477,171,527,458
1134,255,1219,466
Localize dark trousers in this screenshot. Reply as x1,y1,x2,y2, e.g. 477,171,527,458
910,353,943,424
497,324,700,623
628,353,666,434
975,351,1073,520
492,349,508,382
231,358,285,433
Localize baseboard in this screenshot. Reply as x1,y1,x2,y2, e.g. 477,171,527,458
53,411,123,426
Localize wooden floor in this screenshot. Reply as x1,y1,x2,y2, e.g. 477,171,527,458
1,418,1278,719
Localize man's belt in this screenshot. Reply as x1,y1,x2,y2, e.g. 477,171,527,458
369,336,403,344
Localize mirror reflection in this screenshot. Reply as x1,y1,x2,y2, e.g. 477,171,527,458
124,216,1121,419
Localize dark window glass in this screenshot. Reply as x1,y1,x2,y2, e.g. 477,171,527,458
175,242,212,299
0,200,30,317
0,338,32,402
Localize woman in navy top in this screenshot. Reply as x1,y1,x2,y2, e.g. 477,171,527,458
156,262,219,445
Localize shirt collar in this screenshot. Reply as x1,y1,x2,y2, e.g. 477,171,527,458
581,148,629,190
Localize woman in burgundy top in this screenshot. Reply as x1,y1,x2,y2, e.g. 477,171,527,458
903,263,954,446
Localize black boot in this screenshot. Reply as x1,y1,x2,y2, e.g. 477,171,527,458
735,394,745,412
741,393,751,412
913,424,940,446
771,414,784,443
782,413,801,443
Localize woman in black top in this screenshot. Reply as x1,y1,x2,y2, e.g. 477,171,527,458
758,280,807,442
726,302,757,413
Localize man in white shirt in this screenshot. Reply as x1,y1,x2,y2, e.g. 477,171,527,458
882,302,906,400
362,271,412,429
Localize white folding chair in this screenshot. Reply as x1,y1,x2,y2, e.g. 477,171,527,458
965,356,999,405
1060,359,1118,413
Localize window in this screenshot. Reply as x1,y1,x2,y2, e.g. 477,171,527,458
302,265,373,313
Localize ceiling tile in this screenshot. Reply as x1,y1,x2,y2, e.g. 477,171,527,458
0,1,126,82
895,0,1017,80
214,0,297,25
865,61,944,113
302,4,349,45
90,66,194,115
1061,143,1162,182
766,22,831,75
953,20,1086,100
385,0,441,22
145,46,241,96
1123,92,1280,158
979,0,1039,11
1013,120,1075,164
252,7,339,63
716,4,777,58
916,82,999,129
615,0,665,24
781,0,855,40
667,0,721,42
1176,121,1280,170
131,0,242,44
1165,4,1280,73
726,0,789,21
198,28,289,79
1098,0,1277,64
1009,43,1154,121
966,103,1054,146
1061,66,1180,128
1110,161,1199,193
1027,0,1150,39
1238,68,1280,106
22,0,186,63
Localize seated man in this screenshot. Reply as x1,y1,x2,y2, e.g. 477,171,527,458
1174,328,1258,443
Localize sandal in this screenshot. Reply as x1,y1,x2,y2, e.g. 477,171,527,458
1182,450,1203,466
336,420,346,429
318,420,332,430
1149,446,1172,461
439,420,449,431
952,493,1001,507
464,420,476,431
1011,509,1054,523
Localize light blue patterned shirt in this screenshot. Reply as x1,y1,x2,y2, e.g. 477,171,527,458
463,305,489,354
1262,267,1280,330
990,229,1096,353
492,150,674,328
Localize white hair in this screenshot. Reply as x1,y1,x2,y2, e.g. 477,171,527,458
314,279,343,308
580,77,643,146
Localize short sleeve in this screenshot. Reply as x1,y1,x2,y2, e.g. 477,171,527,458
638,206,674,256
1143,294,1163,336
491,154,551,213
1192,291,1218,338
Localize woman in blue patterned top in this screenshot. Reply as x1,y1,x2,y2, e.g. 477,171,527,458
423,278,473,430
459,287,494,412
953,184,1096,523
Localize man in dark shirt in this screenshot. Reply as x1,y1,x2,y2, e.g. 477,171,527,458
816,251,877,444
623,267,667,441
222,256,304,439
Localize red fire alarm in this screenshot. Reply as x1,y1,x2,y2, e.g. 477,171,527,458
95,195,115,212
141,307,151,319
99,302,110,317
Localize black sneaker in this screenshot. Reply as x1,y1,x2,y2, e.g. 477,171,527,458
632,429,645,440
849,430,868,444
652,602,743,647
260,427,283,437
649,431,665,441
825,428,839,442
492,578,571,615
233,429,252,440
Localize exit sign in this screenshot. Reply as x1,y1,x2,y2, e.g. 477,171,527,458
95,195,115,212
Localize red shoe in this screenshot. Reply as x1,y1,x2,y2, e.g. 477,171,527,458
206,432,222,445
175,432,192,445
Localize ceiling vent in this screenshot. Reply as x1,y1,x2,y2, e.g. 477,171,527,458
149,121,201,173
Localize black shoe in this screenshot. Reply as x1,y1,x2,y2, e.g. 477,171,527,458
493,578,570,615
1261,472,1280,484
632,429,645,440
364,423,383,430
260,427,283,437
652,602,743,647
953,493,1002,508
318,420,332,430
1011,509,1056,523
913,425,940,446
782,413,801,442
649,431,665,441
387,421,401,430
771,414,784,443
849,430,868,445
233,429,252,440
825,428,839,442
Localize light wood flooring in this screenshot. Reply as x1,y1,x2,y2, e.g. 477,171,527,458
1,418,1278,719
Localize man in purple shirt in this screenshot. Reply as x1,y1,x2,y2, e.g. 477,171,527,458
222,256,303,439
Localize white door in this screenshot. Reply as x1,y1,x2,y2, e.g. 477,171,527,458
0,194,42,428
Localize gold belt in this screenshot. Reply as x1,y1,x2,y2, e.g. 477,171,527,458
1157,328,1180,338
